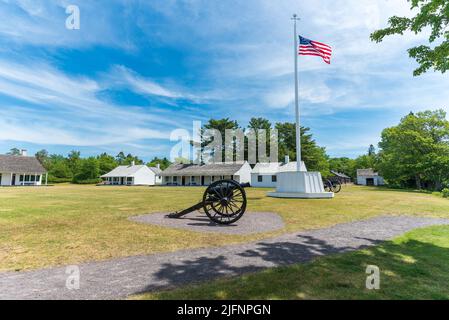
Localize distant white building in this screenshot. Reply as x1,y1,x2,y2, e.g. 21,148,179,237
251,157,307,188
357,169,385,186
0,150,48,186
101,162,162,186
160,162,252,186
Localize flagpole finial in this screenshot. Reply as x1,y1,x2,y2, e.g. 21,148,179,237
291,14,300,21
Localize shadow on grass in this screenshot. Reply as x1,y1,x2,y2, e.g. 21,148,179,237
134,233,379,295
134,231,449,299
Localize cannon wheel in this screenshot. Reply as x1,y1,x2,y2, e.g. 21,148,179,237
323,179,333,192
332,180,342,193
203,180,247,225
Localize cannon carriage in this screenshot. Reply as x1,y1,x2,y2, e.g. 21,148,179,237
167,180,250,225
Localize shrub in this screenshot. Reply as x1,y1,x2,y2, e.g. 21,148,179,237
73,179,102,185
48,176,72,184
442,188,449,198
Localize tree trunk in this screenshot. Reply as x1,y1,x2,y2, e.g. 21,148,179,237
415,175,422,190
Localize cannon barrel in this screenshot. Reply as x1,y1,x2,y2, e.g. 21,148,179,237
206,182,250,196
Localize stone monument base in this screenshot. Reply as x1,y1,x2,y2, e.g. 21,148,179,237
268,171,334,199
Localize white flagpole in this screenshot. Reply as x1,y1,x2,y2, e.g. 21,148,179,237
293,14,301,172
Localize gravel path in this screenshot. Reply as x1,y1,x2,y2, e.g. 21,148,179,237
1,216,448,300
130,211,285,235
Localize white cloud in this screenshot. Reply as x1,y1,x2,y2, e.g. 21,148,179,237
0,59,183,146
107,65,185,99
146,0,443,116
1,0,447,157
263,80,333,109
0,0,134,48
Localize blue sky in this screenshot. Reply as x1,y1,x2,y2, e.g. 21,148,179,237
0,0,448,161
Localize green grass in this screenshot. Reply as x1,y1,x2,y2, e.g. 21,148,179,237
133,225,449,300
1,184,449,271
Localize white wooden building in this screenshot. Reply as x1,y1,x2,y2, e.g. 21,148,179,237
160,162,252,186
356,169,385,186
0,151,47,186
251,158,307,188
101,163,162,186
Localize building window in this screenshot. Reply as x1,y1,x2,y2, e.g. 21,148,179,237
165,177,169,182
0,173,2,185
173,176,178,182
258,175,263,182
36,175,41,182
272,175,277,182
31,175,36,182
20,175,24,182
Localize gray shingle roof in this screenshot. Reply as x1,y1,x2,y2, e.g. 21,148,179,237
331,170,351,179
357,169,378,177
0,155,47,174
149,167,162,175
101,165,149,178
251,161,307,174
278,161,307,172
160,163,245,176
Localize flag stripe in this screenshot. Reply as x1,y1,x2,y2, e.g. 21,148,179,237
299,52,331,60
310,40,331,50
309,45,332,54
300,47,331,55
299,51,331,58
299,35,332,64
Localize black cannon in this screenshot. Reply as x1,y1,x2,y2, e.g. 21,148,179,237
323,178,342,193
167,180,250,225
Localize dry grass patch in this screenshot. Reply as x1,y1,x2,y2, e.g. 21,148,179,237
1,184,449,271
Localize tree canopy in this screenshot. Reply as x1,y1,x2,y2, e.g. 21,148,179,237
9,109,447,191
147,157,171,170
32,150,170,184
378,109,449,189
7,148,21,155
194,118,330,174
371,0,449,76
275,123,330,175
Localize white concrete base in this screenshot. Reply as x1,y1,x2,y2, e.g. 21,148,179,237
268,191,334,199
268,171,334,199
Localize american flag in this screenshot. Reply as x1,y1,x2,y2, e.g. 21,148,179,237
299,36,332,64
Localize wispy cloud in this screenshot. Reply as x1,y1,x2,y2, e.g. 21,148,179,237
106,65,187,99
0,0,447,159
0,0,134,49
0,59,181,147
131,0,446,118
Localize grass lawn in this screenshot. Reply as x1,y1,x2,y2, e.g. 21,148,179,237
1,184,449,271
133,225,449,300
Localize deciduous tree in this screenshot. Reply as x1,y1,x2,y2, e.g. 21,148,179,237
378,109,449,190
371,0,449,76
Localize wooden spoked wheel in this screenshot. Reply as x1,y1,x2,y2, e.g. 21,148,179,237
203,180,247,225
332,180,342,193
323,179,333,192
